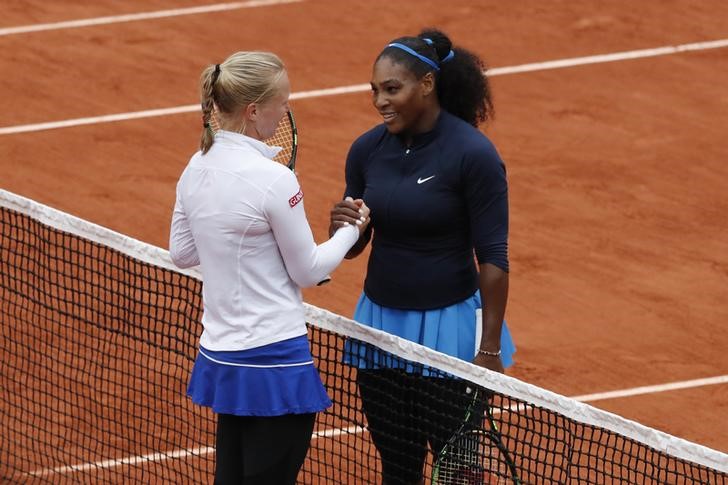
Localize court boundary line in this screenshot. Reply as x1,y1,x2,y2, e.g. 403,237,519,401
0,0,302,37
26,376,728,477
1,38,727,136
4,188,727,475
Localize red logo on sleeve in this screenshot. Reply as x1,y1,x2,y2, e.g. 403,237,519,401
289,189,304,208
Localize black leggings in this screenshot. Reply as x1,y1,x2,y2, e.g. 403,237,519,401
357,369,473,485
214,412,316,485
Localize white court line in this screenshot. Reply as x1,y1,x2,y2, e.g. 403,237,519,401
0,0,302,37
571,374,728,403
26,374,728,477
1,38,727,136
27,425,366,477
27,446,215,477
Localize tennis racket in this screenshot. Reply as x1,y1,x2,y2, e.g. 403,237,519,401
209,107,298,171
432,387,521,485
266,110,298,171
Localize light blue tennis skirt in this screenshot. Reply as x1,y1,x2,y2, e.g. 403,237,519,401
187,335,331,416
345,291,516,371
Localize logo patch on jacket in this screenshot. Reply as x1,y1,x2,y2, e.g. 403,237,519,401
289,189,304,208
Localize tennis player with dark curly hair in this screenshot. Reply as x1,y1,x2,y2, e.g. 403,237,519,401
330,29,515,484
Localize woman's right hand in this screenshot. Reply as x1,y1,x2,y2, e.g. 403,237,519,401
330,197,370,236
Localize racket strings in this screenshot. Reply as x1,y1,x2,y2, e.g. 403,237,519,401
439,430,510,485
266,117,295,166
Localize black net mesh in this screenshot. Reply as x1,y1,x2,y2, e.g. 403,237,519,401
1,199,726,484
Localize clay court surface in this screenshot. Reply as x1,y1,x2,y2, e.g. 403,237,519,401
1,0,727,473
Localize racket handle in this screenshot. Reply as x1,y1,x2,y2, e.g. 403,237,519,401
317,276,332,286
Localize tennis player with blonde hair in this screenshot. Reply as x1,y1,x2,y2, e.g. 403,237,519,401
170,50,370,485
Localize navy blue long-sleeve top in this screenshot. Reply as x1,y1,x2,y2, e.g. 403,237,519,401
344,110,509,310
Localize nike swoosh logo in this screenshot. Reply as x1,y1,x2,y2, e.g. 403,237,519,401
417,175,436,184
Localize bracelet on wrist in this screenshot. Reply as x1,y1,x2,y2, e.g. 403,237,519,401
478,348,501,357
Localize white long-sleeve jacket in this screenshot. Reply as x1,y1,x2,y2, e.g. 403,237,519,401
169,131,358,351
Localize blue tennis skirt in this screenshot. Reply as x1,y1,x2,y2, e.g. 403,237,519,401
345,291,516,372
187,335,332,416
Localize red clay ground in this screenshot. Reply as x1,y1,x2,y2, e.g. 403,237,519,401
1,0,727,469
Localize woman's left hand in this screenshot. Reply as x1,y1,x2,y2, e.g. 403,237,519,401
473,353,504,374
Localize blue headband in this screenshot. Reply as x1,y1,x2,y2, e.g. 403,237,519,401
388,41,455,71
387,43,440,71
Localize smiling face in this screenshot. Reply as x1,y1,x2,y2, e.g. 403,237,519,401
370,57,437,139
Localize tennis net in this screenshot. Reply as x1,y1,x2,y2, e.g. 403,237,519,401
1,188,726,484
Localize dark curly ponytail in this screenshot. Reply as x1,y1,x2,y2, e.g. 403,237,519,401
418,28,493,126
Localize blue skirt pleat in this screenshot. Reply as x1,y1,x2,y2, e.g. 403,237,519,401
345,291,516,372
187,335,331,416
